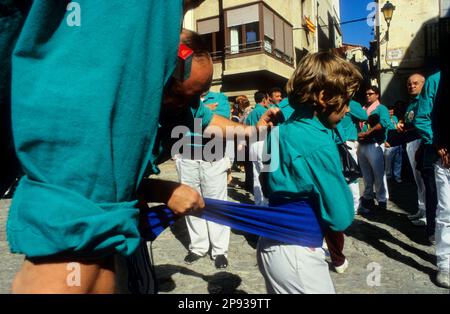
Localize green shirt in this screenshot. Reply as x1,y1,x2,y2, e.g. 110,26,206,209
278,98,295,122
245,103,267,126
186,91,229,149
7,1,184,258
264,104,354,231
147,100,216,176
404,95,420,127
415,71,441,145
361,104,391,144
336,100,368,143
388,115,399,131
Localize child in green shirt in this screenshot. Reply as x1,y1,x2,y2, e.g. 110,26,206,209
258,51,362,294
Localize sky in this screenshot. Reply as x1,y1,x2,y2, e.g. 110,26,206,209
339,0,376,48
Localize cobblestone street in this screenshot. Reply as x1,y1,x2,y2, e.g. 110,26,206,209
1,160,449,294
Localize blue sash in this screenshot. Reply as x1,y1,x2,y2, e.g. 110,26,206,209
143,198,324,248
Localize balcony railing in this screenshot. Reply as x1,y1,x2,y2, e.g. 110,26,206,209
222,41,294,66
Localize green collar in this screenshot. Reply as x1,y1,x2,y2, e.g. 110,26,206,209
291,105,329,133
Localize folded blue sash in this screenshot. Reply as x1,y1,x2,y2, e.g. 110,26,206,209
143,198,324,248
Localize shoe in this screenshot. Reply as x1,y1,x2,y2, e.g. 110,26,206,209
214,255,228,269
395,178,402,183
436,271,450,288
377,201,387,211
334,259,349,274
184,252,204,265
411,217,427,226
408,210,425,221
358,198,375,214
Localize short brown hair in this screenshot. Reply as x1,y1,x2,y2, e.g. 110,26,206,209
235,95,250,113
286,51,362,113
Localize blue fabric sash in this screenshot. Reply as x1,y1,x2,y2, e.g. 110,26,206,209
143,198,324,248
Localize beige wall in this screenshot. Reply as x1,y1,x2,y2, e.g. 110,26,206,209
224,54,294,79
377,0,440,105
378,0,439,70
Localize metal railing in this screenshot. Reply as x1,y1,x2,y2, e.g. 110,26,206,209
223,41,294,65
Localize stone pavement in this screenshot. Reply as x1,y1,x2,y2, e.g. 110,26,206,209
1,160,449,294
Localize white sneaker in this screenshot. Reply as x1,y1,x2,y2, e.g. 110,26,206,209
334,259,349,274
411,217,427,226
408,210,425,221
436,271,450,289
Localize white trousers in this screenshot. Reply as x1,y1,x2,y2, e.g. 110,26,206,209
435,161,450,272
357,143,389,202
176,158,230,258
257,237,335,294
406,139,426,211
346,141,361,212
384,146,402,180
249,140,268,206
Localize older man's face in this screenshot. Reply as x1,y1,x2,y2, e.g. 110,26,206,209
407,74,425,97
162,56,213,118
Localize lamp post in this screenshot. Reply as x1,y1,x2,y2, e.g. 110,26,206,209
381,1,396,42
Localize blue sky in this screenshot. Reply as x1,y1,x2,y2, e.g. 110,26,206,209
340,0,375,48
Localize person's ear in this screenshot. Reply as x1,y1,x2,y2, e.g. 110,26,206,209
316,90,327,112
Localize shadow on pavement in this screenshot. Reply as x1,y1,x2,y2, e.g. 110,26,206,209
388,179,420,216
169,218,190,251
227,185,253,205
361,206,430,247
346,219,436,277
155,264,247,294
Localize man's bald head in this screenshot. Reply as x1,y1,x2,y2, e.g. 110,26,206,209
407,73,425,97
161,29,213,118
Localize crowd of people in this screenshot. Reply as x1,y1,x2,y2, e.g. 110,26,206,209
1,0,449,294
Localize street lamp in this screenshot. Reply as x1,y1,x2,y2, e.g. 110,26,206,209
381,1,396,41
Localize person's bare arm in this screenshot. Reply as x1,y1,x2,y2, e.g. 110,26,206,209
139,179,204,215
205,107,282,138
358,123,383,141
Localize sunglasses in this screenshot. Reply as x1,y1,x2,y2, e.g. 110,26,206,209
366,92,376,96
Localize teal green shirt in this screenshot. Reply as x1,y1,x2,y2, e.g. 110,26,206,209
361,104,391,144
264,105,354,231
147,100,216,176
187,91,229,147
278,98,296,122
200,91,229,121
336,100,368,143
7,1,184,258
388,115,399,131
404,95,420,127
415,71,441,145
245,103,267,126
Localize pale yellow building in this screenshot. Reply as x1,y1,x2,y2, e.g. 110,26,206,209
375,0,448,105
184,0,342,102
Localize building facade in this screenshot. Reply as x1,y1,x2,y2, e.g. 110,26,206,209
375,0,448,106
184,0,342,103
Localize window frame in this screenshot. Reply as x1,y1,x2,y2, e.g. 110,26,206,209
223,2,294,67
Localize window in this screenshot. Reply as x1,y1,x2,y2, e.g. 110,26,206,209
197,17,223,60
226,4,261,54
224,3,294,65
262,4,294,64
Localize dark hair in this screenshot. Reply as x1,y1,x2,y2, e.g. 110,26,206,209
254,91,268,104
180,29,209,55
367,85,380,95
269,87,283,97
